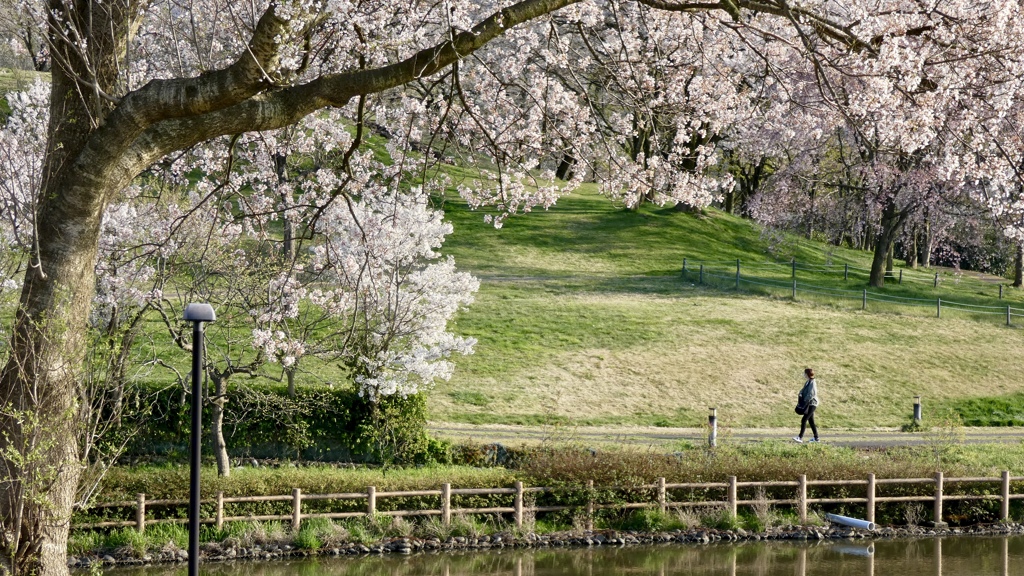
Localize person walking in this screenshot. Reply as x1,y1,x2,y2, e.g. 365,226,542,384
794,368,819,443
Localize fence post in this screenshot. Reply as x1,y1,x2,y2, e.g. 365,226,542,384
844,263,849,281
292,488,302,532
708,408,718,448
862,289,867,310
367,486,376,517
736,259,741,290
1002,471,1011,522
934,273,939,288
914,396,922,425
728,476,737,519
937,298,941,318
792,279,796,300
934,471,944,526
798,475,807,525
899,269,903,284
586,480,594,531
1008,306,1012,327
866,474,876,524
216,491,224,531
699,264,704,285
136,493,145,534
442,483,451,525
1000,284,1004,299
658,477,666,514
682,258,687,275
792,259,796,279
514,481,524,529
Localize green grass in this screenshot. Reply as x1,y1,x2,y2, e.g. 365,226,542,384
432,185,1024,428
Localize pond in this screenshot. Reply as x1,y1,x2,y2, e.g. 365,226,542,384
96,535,1024,575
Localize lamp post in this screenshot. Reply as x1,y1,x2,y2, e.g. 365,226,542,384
183,303,215,576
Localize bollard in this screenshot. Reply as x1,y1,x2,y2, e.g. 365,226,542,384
913,396,922,425
937,298,941,318
708,408,718,448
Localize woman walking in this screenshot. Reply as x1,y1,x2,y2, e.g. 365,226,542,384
794,368,819,443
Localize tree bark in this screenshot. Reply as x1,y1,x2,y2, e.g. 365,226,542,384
869,195,907,287
1014,244,1023,288
211,375,231,478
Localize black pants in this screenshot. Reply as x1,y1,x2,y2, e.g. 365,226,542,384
800,405,818,439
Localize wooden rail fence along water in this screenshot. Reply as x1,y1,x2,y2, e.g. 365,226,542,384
78,471,1024,533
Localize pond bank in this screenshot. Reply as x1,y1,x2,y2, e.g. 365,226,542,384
69,521,1024,569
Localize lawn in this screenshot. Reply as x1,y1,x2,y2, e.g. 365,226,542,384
432,185,1024,428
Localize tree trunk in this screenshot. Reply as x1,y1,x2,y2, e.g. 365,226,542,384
274,154,295,262
908,230,918,269
918,221,931,268
555,153,575,181
287,369,297,398
869,196,906,287
0,36,130,573
211,375,231,477
1014,244,1023,288
806,187,816,240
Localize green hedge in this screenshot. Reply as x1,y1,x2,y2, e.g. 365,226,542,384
122,383,440,464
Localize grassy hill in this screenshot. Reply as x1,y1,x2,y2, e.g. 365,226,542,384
433,184,1024,429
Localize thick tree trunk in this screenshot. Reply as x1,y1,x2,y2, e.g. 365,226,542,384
869,196,906,288
0,36,130,573
211,376,231,478
1014,244,1023,288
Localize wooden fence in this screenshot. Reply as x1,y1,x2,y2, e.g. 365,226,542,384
78,471,1024,533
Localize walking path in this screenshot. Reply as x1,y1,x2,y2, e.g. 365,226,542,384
429,422,1024,449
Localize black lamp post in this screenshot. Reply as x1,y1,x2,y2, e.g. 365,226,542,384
183,303,215,576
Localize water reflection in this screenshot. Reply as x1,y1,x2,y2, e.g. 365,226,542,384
96,535,1024,576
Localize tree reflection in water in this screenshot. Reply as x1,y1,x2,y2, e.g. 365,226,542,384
93,535,1023,576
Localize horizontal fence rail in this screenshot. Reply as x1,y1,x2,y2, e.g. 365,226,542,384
77,471,1024,533
681,258,1024,327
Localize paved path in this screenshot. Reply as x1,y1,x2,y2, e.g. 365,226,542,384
429,423,1024,449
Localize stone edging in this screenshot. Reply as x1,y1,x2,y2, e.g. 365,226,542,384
69,522,1024,569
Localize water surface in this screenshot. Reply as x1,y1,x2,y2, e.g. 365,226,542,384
98,535,1024,575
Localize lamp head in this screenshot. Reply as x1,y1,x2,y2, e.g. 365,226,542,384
183,303,216,323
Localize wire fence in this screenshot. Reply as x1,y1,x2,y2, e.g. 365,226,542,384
681,258,1024,327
